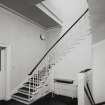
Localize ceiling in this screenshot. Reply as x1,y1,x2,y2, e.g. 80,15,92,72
0,0,104,42
0,0,60,28
88,0,105,44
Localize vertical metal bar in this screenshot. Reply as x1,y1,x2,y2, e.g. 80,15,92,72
36,70,39,88
36,72,38,90
28,77,31,101
32,74,34,94
36,69,40,94
34,74,35,93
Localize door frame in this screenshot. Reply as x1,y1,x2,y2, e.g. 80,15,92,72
0,42,11,100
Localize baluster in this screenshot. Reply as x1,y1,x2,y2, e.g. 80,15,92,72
36,72,38,88
32,74,34,94
28,77,31,101
35,73,37,92
37,71,39,87
34,74,35,93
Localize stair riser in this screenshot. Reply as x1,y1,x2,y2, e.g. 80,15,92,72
12,97,32,105
18,90,38,96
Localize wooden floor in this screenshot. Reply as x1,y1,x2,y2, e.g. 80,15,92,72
0,94,77,105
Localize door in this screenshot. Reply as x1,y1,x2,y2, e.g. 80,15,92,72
0,47,6,100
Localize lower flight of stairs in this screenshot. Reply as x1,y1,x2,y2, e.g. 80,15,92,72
12,81,39,104
12,71,49,104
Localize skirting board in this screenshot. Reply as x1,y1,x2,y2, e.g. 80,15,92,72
96,102,105,105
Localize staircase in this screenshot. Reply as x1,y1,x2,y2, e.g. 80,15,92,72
11,9,90,104
12,66,50,104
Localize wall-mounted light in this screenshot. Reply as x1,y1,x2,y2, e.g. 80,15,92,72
40,34,46,40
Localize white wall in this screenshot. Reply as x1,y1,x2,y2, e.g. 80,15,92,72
93,40,105,103
88,0,105,44
46,11,92,82
45,0,90,63
54,35,92,83
88,0,105,103
0,7,47,94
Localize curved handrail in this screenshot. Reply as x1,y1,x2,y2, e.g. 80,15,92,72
86,82,95,105
84,86,93,105
28,8,89,76
80,68,92,73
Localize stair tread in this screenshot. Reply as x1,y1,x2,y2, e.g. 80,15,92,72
18,89,38,96
24,84,38,89
30,79,42,82
24,82,40,86
31,77,37,79
12,97,31,105
19,87,34,92
23,85,42,90
13,92,32,99
12,93,34,104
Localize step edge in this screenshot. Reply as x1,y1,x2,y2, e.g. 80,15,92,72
12,94,32,101
12,97,32,105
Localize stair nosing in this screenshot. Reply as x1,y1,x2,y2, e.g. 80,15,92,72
24,84,37,89
24,83,41,89
18,89,35,95
12,96,33,105
18,89,38,96
12,94,32,101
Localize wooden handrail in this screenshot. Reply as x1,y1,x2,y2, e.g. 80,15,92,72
80,68,92,73
28,8,89,76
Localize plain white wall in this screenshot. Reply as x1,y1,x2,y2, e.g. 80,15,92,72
88,0,105,44
46,10,92,82
0,7,47,93
54,35,92,82
45,0,90,64
93,40,105,103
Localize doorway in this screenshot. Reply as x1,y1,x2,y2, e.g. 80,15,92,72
0,44,11,100
0,47,6,100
